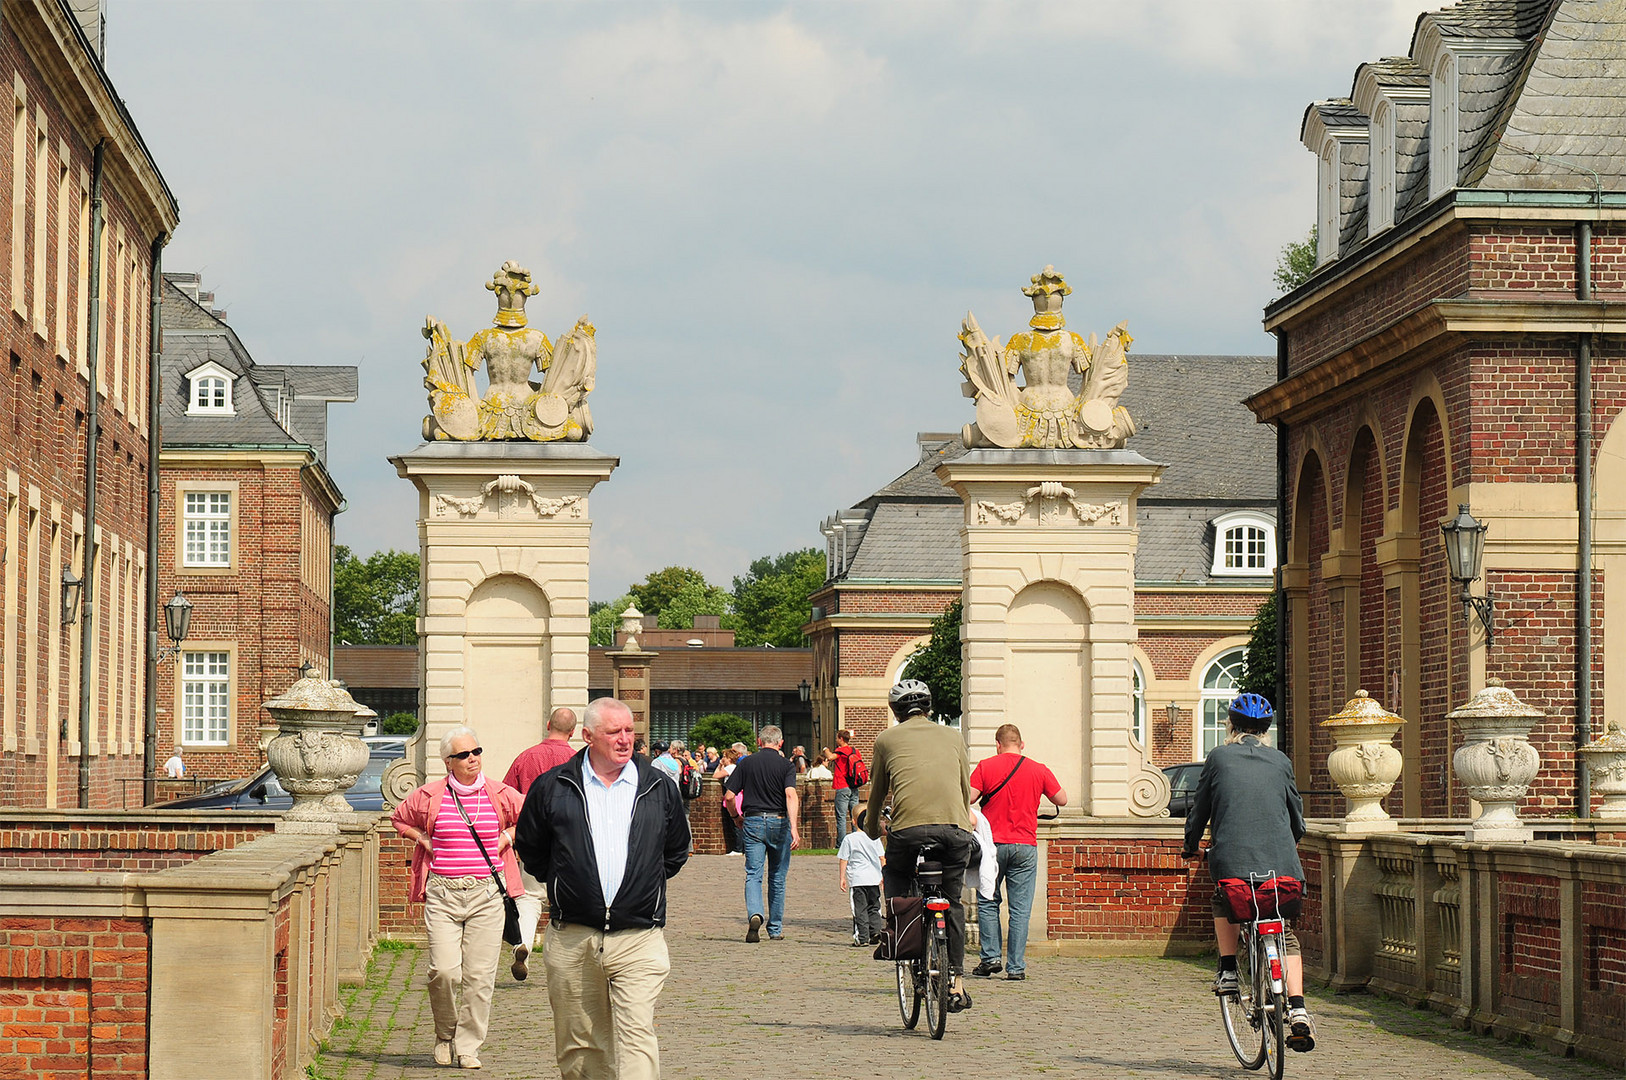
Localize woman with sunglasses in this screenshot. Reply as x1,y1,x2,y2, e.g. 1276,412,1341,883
391,726,526,1070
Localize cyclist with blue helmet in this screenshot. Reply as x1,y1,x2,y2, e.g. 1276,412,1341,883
1181,692,1316,1052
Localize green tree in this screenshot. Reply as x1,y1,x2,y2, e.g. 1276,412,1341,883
334,545,419,645
1273,226,1318,295
901,600,962,721
380,711,420,736
731,548,825,647
657,579,736,631
689,712,755,749
628,566,712,619
590,594,634,646
1239,593,1277,707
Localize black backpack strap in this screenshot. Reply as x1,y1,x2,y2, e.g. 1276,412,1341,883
977,756,1025,807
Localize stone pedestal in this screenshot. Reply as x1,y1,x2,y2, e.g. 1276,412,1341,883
608,648,657,744
1448,679,1542,842
937,449,1166,817
392,442,617,783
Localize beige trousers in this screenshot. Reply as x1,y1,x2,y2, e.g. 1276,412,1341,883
543,921,670,1080
514,866,545,948
424,875,506,1058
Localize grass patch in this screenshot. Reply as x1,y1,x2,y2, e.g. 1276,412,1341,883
375,937,415,951
793,847,837,856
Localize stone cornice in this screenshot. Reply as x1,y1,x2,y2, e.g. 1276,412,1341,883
1250,299,1626,424
9,1,179,236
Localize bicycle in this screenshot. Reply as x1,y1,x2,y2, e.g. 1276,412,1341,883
893,857,955,1040
1218,871,1290,1080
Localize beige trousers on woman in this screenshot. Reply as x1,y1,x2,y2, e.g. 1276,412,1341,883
424,875,506,1059
544,921,670,1080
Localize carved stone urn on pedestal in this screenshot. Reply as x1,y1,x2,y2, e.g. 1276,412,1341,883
1448,678,1543,841
1323,690,1406,832
1578,721,1626,821
262,672,368,830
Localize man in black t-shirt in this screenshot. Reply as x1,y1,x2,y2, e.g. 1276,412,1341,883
724,725,800,941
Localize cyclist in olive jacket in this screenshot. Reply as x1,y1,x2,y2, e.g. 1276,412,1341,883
515,697,690,1079
1181,693,1316,1053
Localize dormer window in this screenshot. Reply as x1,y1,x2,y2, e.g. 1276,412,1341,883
1429,51,1459,198
186,361,235,416
1212,512,1276,577
1369,99,1395,234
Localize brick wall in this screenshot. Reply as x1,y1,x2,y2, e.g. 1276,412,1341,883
377,828,422,937
1580,879,1626,1047
0,815,272,871
1044,835,1211,948
0,916,146,1080
688,776,850,856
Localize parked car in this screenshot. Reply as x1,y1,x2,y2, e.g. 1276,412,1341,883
1163,762,1203,817
163,738,407,812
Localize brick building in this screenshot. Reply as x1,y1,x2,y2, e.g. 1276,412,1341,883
807,352,1277,767
1251,0,1625,818
0,1,179,807
154,275,355,780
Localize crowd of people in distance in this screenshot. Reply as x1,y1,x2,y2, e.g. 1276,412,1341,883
387,683,1313,1074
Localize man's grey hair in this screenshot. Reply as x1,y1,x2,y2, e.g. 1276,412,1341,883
667,739,685,753
583,697,632,734
731,742,748,754
757,725,784,747
439,725,479,759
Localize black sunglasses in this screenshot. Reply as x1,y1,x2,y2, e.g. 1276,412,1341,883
447,747,483,761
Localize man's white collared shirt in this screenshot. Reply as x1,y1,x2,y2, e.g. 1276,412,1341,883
582,757,639,906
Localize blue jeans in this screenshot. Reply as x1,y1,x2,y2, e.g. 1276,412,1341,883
833,787,859,846
978,843,1038,974
741,815,792,935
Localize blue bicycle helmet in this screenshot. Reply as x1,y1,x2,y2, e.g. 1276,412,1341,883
1227,692,1274,734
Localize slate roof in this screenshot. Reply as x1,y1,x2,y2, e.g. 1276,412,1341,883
160,277,356,465
825,353,1277,586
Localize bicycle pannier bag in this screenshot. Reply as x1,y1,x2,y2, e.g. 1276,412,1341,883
1217,876,1303,922
874,896,926,961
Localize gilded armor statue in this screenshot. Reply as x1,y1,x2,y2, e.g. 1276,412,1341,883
959,266,1135,449
421,261,596,442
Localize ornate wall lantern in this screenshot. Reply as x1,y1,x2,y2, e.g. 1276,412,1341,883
798,679,811,704
60,565,83,626
1440,504,1493,646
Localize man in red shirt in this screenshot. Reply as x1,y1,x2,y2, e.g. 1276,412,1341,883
968,723,1067,981
830,728,866,846
501,707,578,980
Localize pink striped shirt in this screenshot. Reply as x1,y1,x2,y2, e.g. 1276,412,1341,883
429,780,502,878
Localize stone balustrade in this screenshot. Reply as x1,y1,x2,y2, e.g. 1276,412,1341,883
0,810,381,1080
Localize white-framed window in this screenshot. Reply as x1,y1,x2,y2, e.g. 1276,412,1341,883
1429,50,1459,199
1132,659,1148,748
183,491,231,566
1200,647,1250,758
181,650,231,745
185,360,235,415
1211,512,1276,576
1369,98,1395,235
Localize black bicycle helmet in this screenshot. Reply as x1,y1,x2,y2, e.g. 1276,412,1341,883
1227,692,1274,734
888,679,933,720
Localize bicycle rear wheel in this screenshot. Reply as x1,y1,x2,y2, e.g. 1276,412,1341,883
1259,935,1286,1080
922,929,948,1040
896,958,920,1029
1220,929,1266,1070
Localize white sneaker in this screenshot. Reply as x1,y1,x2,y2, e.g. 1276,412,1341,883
1287,1007,1317,1052
1212,969,1239,996
459,1054,483,1069
434,1040,454,1066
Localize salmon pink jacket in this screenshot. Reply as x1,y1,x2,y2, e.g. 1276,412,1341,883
390,775,526,904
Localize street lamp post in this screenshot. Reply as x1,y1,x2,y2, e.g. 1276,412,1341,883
1440,504,1494,648
144,592,193,805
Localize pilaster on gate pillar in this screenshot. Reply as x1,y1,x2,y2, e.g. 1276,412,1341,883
392,442,617,784
937,449,1167,818
607,648,657,743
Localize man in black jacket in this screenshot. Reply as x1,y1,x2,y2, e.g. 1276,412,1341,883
515,697,689,1080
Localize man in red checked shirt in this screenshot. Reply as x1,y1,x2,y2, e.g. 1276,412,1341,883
967,723,1067,982
501,706,578,980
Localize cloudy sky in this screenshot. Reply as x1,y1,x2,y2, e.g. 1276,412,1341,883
106,0,1419,601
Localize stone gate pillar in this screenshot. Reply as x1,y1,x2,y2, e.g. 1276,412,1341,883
937,449,1168,817
392,443,617,782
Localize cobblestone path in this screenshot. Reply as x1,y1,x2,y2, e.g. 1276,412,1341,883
314,855,1616,1080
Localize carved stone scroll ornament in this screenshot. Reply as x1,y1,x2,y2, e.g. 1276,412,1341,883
432,478,583,520
959,266,1137,450
974,482,1122,526
422,260,597,443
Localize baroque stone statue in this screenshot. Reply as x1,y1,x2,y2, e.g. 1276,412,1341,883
422,261,597,441
959,266,1135,449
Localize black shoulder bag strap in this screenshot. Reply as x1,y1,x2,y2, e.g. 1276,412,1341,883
977,755,1026,807
447,784,511,900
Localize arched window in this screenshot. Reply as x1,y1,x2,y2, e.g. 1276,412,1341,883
1132,659,1148,748
1211,512,1276,576
1200,647,1253,758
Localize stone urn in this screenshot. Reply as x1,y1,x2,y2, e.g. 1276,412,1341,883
262,673,368,826
1323,690,1406,832
1578,721,1626,821
1448,678,1542,841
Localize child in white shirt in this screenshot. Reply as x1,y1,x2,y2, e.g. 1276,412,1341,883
837,812,886,945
